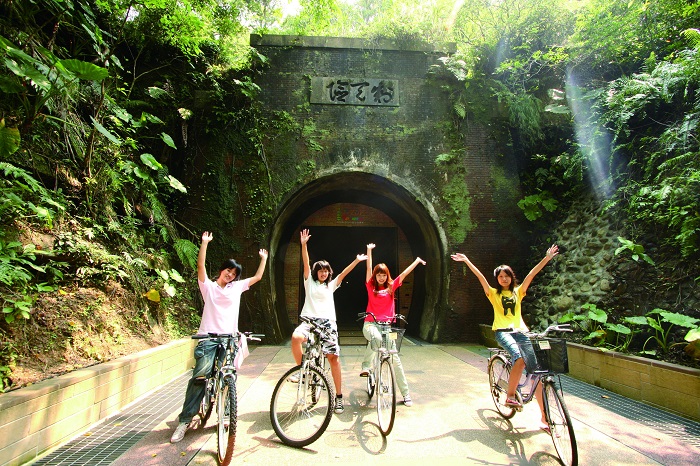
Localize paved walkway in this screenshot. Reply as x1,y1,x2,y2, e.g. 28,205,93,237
30,340,700,466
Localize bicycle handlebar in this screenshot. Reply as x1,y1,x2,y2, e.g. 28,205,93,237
529,324,572,338
356,311,407,324
191,332,265,342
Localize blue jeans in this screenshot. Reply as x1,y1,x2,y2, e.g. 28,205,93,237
177,340,221,423
494,330,530,364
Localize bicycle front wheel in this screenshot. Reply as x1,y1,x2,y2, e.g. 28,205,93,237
269,364,333,448
488,354,517,419
376,358,396,436
199,378,215,426
366,368,376,399
216,375,237,466
543,381,578,466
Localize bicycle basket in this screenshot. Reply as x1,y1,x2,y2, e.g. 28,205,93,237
526,337,569,374
389,328,406,353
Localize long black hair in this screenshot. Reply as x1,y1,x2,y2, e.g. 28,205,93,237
493,264,516,294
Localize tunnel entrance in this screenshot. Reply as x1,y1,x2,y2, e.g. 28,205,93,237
270,172,446,342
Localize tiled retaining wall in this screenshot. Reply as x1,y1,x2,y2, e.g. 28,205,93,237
0,338,196,466
567,342,700,422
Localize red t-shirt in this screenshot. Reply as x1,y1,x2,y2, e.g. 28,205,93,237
364,276,402,322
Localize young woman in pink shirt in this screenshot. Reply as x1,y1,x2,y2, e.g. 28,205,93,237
360,242,425,407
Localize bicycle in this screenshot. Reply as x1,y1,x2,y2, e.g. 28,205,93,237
193,331,263,466
269,317,334,447
358,311,406,436
487,324,578,466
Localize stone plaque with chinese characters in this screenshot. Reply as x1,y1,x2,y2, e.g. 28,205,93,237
310,77,399,106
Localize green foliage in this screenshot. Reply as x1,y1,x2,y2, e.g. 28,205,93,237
434,150,475,243
563,304,700,357
560,303,608,344
1,162,66,229
0,119,20,158
600,47,700,259
145,268,186,302
0,236,63,323
174,239,199,271
614,237,655,265
518,191,559,221
642,309,700,355
569,0,699,78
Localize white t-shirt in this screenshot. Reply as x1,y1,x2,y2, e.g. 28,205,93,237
300,275,340,321
197,277,251,334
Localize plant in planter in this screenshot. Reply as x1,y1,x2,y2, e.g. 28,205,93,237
560,304,700,366
640,309,700,356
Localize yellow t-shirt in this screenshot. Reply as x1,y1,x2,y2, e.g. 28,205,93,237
488,285,529,331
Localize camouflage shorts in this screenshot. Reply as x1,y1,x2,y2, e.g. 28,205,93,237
294,318,340,355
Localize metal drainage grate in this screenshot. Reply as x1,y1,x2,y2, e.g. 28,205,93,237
561,375,700,449
31,373,189,465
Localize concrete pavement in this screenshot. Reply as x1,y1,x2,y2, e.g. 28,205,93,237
36,341,700,466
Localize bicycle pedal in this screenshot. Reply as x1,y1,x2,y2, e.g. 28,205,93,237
189,418,201,429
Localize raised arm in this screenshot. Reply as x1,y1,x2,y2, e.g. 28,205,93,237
366,243,375,282
246,249,268,286
336,253,368,284
197,231,213,283
398,256,426,282
300,229,311,280
450,253,490,296
519,244,558,294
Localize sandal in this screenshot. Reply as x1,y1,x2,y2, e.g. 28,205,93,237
505,398,522,408
540,423,551,435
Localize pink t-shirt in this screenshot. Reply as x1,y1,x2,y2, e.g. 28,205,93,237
364,276,402,322
197,277,251,334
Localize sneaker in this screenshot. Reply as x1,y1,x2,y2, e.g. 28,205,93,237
170,421,189,443
288,372,302,383
403,395,413,407
334,396,344,414
359,370,369,377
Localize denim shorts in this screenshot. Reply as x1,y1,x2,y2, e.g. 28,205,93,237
494,330,530,363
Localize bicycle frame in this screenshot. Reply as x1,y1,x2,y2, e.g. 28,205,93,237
359,312,405,436
487,324,578,466
193,332,261,466
489,347,562,407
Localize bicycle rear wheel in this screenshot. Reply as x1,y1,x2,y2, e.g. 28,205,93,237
543,380,578,466
376,358,396,436
216,375,237,466
487,354,517,419
269,364,333,447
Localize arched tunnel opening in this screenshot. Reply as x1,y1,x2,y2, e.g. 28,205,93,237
269,172,446,342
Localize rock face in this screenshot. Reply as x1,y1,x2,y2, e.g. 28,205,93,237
524,198,700,335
